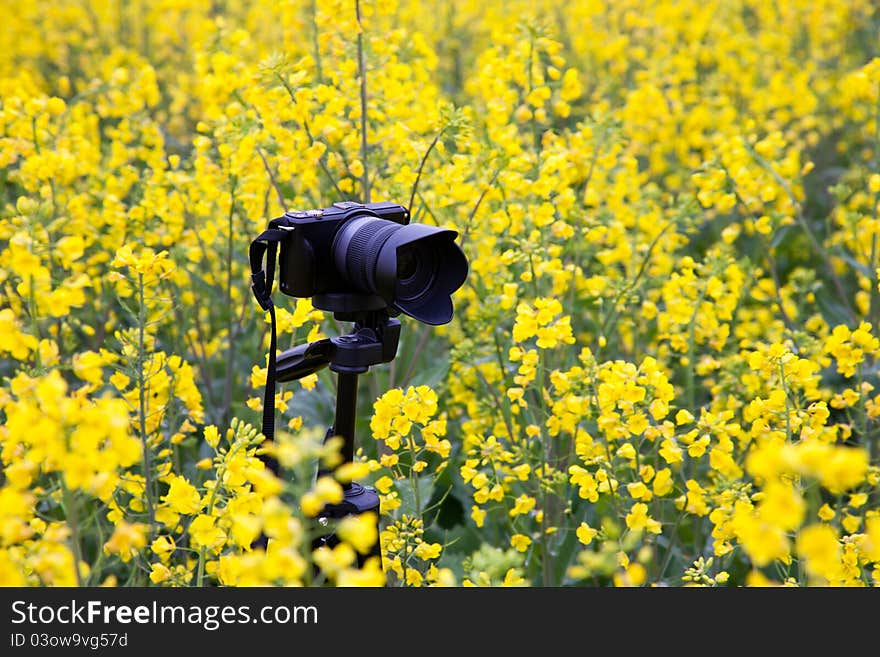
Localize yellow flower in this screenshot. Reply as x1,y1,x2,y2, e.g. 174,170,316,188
626,503,661,534
509,494,536,517
0,550,27,586
675,409,695,425
374,475,395,494
510,534,532,552
817,504,836,522
338,512,378,555
614,563,647,587
627,481,652,501
730,502,790,567
204,425,221,449
0,309,38,359
502,568,527,587
104,522,148,563
413,542,443,560
857,517,880,562
652,469,674,497
149,563,172,584
336,558,385,587
188,515,226,551
758,482,805,532
161,475,202,515
72,350,106,385
151,535,176,562
576,522,598,545
796,524,841,582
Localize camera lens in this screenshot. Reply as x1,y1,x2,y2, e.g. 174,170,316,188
395,243,438,302
333,216,403,292
397,246,418,281
332,212,468,324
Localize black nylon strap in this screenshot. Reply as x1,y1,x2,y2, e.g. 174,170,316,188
249,224,290,475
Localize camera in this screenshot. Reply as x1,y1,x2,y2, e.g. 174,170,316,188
278,201,468,325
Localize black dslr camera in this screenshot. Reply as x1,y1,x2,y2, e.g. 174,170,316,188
277,201,467,325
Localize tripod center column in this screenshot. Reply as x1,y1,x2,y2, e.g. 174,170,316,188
333,370,360,472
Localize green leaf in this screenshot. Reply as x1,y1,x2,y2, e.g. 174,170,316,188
286,382,336,430
408,358,449,390
396,475,435,519
770,224,794,250
837,251,872,279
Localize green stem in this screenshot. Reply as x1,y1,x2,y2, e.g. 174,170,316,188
537,349,554,586
655,509,686,583
137,273,156,535
27,276,42,369
474,366,516,446
407,130,443,217
410,441,422,521
867,92,880,332
459,161,505,249
222,181,237,433
195,545,207,588
355,0,370,203
309,0,323,82
398,324,432,388
87,513,107,586
196,436,245,586
598,220,674,346
686,285,710,411
780,361,792,442
526,33,541,171
60,481,84,587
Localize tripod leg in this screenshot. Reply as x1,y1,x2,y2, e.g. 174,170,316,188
315,368,382,571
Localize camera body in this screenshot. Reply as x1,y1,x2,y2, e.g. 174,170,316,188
275,199,466,325
278,201,410,299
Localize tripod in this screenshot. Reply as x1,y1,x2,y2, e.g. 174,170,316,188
273,292,400,564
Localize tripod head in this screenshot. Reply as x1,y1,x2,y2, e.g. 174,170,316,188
276,293,401,383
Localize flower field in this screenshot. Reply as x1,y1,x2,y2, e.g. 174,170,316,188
1,0,880,587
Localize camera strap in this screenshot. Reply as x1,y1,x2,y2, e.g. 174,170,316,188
249,218,292,472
